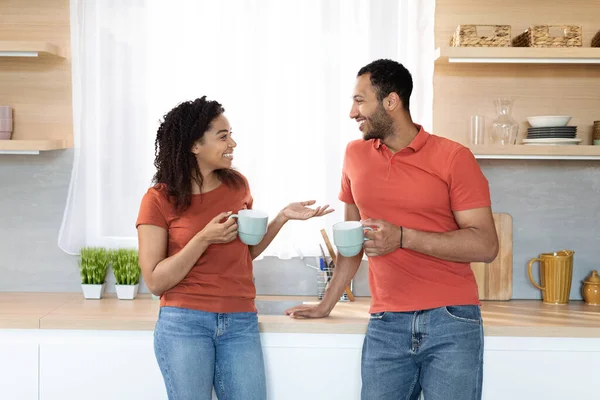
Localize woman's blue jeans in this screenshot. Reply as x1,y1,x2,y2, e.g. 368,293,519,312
154,306,267,400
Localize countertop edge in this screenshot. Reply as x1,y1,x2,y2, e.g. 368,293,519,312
27,322,600,337
3,294,600,337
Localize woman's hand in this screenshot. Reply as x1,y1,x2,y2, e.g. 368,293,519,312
198,212,238,244
280,200,334,222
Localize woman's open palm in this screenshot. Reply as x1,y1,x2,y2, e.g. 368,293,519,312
282,200,334,221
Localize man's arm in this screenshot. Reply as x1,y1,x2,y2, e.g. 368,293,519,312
362,206,499,264
285,203,362,318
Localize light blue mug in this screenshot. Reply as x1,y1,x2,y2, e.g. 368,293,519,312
229,209,268,245
332,221,373,257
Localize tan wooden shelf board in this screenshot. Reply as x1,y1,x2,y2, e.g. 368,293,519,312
0,41,65,58
435,47,600,64
0,139,67,153
469,145,600,160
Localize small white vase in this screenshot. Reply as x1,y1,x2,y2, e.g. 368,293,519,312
115,284,139,300
81,283,106,299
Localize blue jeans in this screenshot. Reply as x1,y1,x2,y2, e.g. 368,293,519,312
154,306,267,400
361,305,484,400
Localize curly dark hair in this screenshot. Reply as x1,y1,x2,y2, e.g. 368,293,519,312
152,96,245,212
357,59,413,111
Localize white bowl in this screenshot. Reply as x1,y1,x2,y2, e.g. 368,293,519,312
527,116,571,128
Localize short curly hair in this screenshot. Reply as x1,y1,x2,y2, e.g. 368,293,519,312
152,96,245,212
357,59,413,111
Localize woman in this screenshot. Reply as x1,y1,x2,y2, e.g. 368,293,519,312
136,96,332,400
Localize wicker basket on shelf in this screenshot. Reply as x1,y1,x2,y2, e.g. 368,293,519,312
450,24,511,47
592,30,600,47
512,25,582,47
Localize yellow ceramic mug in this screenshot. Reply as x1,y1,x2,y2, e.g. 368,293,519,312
527,250,574,305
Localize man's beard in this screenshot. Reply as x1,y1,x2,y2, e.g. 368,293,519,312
362,105,394,141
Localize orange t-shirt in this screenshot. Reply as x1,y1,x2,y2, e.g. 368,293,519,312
339,125,491,313
135,179,256,313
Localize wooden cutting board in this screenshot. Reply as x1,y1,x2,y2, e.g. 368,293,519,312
470,212,513,301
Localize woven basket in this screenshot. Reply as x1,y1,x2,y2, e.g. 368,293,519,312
512,25,582,47
593,121,600,142
450,25,511,47
592,30,600,47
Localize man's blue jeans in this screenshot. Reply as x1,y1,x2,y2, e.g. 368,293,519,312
154,306,267,400
361,305,484,400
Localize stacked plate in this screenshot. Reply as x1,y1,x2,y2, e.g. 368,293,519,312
524,116,581,146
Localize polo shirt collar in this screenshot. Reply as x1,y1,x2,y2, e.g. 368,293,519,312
373,124,430,153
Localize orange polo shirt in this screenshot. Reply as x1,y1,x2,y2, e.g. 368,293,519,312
339,125,491,313
136,180,256,313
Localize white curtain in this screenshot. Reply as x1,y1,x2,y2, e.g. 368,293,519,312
59,0,435,259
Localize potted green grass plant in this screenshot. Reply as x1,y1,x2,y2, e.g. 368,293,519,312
79,247,110,299
111,248,141,300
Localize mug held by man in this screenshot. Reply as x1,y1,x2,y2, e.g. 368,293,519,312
332,221,373,257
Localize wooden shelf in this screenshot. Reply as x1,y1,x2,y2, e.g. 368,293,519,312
0,1,73,150
435,47,600,64
0,139,67,154
469,145,600,160
0,41,65,59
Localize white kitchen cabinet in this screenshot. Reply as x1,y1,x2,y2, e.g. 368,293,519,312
0,331,39,400
37,331,363,400
262,333,363,400
481,337,600,400
2,329,600,400
39,330,167,400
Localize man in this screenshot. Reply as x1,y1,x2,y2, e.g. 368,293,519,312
285,59,499,400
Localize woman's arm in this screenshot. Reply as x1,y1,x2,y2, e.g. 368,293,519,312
138,211,238,295
249,200,334,259
249,212,288,259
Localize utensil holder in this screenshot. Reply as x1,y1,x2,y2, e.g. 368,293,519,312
317,260,353,302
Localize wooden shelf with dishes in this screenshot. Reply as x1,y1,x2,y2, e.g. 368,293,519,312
435,47,600,64
0,0,73,155
433,0,600,161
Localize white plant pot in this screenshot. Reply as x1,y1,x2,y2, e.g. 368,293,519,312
115,284,139,300
81,283,106,299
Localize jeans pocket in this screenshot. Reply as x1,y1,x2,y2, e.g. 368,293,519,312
233,312,259,333
369,311,386,320
444,305,482,324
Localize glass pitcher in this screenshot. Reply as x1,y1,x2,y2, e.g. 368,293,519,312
490,99,518,145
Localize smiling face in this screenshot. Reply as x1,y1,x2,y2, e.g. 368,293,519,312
349,73,394,141
191,114,236,174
